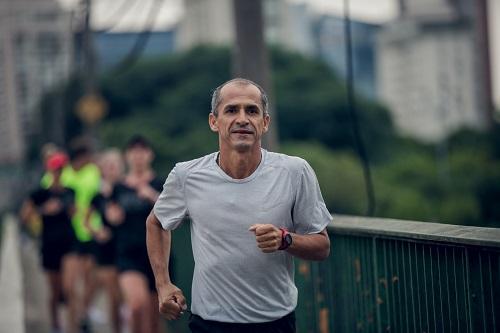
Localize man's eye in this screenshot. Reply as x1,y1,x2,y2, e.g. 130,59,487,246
247,108,258,114
226,108,236,113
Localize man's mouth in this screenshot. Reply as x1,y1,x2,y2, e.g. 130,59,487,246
232,129,254,134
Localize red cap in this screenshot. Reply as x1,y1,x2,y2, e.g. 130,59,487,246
45,152,68,171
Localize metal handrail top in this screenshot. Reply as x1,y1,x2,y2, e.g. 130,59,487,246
328,215,500,249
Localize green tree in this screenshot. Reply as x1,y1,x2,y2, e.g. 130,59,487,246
35,45,500,227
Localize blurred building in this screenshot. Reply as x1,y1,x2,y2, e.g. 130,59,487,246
0,0,73,164
177,0,314,56
377,0,492,142
178,0,380,99
264,0,314,56
312,15,380,99
177,0,233,50
94,30,176,71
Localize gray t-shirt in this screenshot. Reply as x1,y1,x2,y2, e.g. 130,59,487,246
153,149,332,323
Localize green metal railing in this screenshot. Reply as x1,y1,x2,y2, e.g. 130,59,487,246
295,216,500,333
169,216,500,332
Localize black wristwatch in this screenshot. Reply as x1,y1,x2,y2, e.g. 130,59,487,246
278,228,292,250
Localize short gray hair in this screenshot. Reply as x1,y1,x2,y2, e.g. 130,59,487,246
210,78,269,116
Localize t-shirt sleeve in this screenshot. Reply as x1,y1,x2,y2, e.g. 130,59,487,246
65,188,75,205
62,188,76,212
292,160,332,234
109,184,120,203
153,167,188,230
90,194,100,208
30,188,46,206
151,177,164,193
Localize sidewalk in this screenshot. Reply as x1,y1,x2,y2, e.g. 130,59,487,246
0,215,25,333
1,215,117,333
19,221,117,333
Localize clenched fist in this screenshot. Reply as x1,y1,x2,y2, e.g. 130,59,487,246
249,224,282,253
158,283,187,320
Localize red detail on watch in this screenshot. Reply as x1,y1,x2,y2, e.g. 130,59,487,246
278,227,291,250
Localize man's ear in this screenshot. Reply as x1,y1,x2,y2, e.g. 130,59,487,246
263,113,270,133
208,113,218,132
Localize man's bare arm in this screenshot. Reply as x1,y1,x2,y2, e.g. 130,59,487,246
146,212,186,320
285,228,330,261
146,212,172,287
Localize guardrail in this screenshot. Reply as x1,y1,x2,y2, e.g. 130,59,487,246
295,215,500,333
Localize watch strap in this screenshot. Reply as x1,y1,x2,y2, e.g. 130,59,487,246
278,227,291,250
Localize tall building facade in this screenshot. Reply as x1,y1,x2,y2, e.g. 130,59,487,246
94,30,176,71
377,0,492,142
312,15,380,99
176,0,314,56
0,0,73,164
176,0,234,50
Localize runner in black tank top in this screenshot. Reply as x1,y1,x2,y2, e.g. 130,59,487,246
105,136,165,333
84,149,124,333
20,152,79,333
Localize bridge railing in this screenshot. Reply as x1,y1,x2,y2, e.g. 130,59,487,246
295,215,500,333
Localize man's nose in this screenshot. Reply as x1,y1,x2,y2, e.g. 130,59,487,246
235,108,249,124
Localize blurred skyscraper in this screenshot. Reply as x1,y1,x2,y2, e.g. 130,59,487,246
177,0,234,50
377,0,492,142
0,0,73,164
312,15,380,99
177,0,379,99
177,0,314,56
94,30,176,71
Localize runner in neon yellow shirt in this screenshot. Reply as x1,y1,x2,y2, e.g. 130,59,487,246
41,154,102,241
41,143,101,332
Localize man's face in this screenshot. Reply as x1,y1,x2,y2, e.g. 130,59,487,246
209,83,270,152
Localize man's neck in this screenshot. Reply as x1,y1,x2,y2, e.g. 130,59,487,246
218,147,262,179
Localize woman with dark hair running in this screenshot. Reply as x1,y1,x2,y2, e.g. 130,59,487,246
106,136,164,333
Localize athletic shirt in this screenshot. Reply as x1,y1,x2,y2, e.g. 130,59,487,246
41,164,101,242
30,187,76,245
153,149,332,323
90,193,117,234
111,178,163,251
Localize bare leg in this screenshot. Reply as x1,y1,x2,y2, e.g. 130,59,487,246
98,267,122,333
119,272,151,333
81,254,97,320
62,254,81,333
45,271,62,331
150,291,165,333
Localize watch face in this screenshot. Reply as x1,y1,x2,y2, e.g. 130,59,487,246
284,233,292,246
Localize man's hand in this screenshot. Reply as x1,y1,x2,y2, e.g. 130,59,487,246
94,227,111,243
158,283,187,320
249,224,282,253
41,198,63,215
105,203,124,226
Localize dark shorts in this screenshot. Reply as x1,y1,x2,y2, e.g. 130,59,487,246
116,242,156,292
188,311,296,333
74,240,97,257
41,238,77,272
95,239,117,267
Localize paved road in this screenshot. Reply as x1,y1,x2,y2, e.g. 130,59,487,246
1,216,116,333
0,215,180,333
0,216,25,333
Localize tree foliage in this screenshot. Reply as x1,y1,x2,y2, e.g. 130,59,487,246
36,46,500,227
